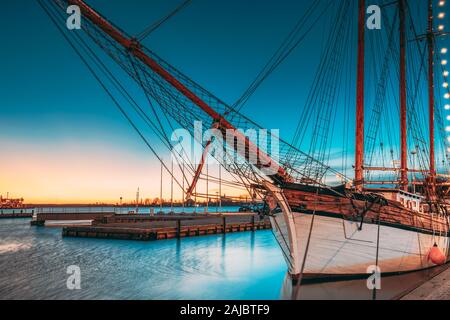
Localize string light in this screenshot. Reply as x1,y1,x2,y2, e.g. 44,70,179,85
436,1,450,151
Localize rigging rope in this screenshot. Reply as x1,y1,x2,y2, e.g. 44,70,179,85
230,0,333,115
48,0,266,201
135,0,193,41
38,0,187,191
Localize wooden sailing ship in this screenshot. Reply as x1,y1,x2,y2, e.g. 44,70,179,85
270,0,450,281
44,0,450,285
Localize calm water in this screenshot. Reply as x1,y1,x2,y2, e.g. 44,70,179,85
0,218,286,300
0,218,446,300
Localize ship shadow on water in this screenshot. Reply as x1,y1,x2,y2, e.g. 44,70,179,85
280,264,450,300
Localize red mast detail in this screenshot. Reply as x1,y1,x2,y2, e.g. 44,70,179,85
427,0,436,182
186,140,212,200
355,0,365,191
399,0,408,191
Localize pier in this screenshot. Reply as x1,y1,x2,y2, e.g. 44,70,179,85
0,208,34,219
30,207,116,226
400,265,450,300
61,213,271,241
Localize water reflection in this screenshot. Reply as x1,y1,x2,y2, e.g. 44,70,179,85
281,265,449,300
0,219,285,300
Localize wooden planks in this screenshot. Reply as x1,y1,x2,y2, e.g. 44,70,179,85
283,189,449,235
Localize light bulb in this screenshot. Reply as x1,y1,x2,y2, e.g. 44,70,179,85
439,25,445,31
444,71,450,77
444,82,449,88
439,13,446,19
443,60,448,65
442,48,449,54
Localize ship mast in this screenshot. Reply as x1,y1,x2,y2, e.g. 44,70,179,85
399,0,408,191
355,0,365,192
427,0,436,188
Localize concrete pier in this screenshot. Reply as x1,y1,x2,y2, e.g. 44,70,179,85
401,265,450,300
0,208,34,219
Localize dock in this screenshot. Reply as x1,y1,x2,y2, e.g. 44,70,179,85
30,211,115,226
400,265,450,300
61,213,271,241
0,208,34,219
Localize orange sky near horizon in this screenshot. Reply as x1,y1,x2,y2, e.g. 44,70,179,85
0,138,241,205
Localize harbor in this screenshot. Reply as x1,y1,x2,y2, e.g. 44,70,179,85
1,215,449,300
2,0,450,304
28,206,271,240
17,205,450,299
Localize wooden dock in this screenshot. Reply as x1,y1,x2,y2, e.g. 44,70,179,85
61,213,272,241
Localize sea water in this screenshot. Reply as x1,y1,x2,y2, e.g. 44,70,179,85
0,218,444,300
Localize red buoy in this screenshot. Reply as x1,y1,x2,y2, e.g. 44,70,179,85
428,243,447,265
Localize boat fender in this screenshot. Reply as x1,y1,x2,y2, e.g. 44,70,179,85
428,243,446,265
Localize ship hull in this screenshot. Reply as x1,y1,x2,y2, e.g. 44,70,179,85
269,185,450,279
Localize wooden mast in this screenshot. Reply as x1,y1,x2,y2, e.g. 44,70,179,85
427,0,436,186
355,0,365,191
399,0,408,191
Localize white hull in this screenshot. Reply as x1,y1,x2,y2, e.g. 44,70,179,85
271,212,450,277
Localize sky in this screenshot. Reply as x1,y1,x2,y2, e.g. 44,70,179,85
0,0,448,204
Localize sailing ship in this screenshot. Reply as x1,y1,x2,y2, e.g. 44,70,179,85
43,0,450,285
